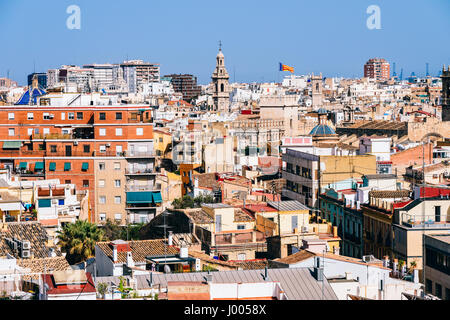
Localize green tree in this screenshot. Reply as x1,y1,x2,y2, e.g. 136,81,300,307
102,219,123,241
57,220,105,264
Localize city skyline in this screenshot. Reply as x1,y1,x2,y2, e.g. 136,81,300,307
1,0,449,85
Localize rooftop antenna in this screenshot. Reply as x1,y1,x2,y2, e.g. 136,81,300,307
426,63,430,77
392,63,397,77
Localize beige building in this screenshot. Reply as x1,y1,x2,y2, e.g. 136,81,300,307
94,159,127,225
423,234,450,300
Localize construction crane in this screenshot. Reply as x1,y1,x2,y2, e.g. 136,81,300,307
393,62,397,78
399,68,403,81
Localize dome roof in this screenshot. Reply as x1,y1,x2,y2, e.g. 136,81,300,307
309,124,336,136
316,107,328,114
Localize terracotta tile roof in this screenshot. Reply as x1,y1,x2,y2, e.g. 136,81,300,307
184,209,214,225
188,250,237,268
230,259,268,270
273,250,316,264
234,209,254,223
96,240,179,264
18,256,71,280
0,222,61,259
369,190,410,199
193,173,220,190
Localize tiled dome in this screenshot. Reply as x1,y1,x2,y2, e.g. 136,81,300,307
309,124,336,136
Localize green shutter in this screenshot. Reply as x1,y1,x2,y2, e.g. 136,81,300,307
49,162,56,171
81,162,89,171
34,162,44,170
64,162,71,171
19,162,28,169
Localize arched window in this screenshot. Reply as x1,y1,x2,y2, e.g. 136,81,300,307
221,84,224,92
316,83,319,91
216,83,218,92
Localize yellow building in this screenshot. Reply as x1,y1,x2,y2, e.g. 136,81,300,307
154,129,172,158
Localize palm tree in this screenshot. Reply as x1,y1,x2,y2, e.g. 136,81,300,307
57,220,105,264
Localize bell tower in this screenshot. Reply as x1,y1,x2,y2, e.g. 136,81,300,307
211,42,230,112
311,73,323,109
441,65,450,121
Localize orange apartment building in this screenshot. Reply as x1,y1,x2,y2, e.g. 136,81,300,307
0,105,161,225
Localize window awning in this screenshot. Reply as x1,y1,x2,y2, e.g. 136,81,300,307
127,192,152,204
34,162,44,170
49,162,56,171
19,162,28,169
3,141,21,149
64,162,71,171
152,192,162,203
81,162,89,171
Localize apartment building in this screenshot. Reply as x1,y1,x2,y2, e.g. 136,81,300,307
364,58,390,81
423,234,450,300
0,104,159,225
164,74,201,102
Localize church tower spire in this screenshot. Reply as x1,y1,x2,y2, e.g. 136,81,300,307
211,42,230,112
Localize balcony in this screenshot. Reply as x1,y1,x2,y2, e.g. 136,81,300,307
401,214,450,229
124,151,155,158
125,184,160,192
125,168,156,176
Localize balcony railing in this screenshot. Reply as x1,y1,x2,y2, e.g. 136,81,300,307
125,184,161,192
401,213,450,228
125,151,155,158
125,168,156,175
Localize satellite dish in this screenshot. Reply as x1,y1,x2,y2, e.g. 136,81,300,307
164,265,171,274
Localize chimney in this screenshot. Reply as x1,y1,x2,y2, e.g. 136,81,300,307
179,245,188,258
383,256,390,268
126,251,135,268
168,231,173,246
393,259,398,274
313,256,323,281
112,245,118,263
413,268,419,284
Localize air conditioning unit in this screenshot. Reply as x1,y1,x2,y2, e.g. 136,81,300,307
22,240,31,250
73,141,79,146
21,250,30,259
106,143,111,147
362,255,375,263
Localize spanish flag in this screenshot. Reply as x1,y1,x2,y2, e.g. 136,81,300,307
279,63,294,73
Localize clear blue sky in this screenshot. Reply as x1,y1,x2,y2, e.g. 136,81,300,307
1,0,449,85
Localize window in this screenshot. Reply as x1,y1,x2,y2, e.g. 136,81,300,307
99,128,106,136
115,128,123,136
237,225,245,230
426,279,433,293
83,180,89,187
34,128,39,134
136,128,143,136
99,196,106,204
50,145,57,153
114,196,121,204
99,113,106,120
99,145,106,152
436,283,442,299
98,180,105,188
65,180,71,184
115,180,121,188
43,113,51,120
116,145,123,156
115,112,122,120
83,145,90,153
114,162,121,170
27,113,34,120
99,213,106,221
68,112,75,120
8,113,14,120
237,253,246,261
8,128,15,136
99,163,105,170
28,128,33,136
77,112,83,120
115,213,122,221
61,113,65,120
159,138,163,143
43,128,50,135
